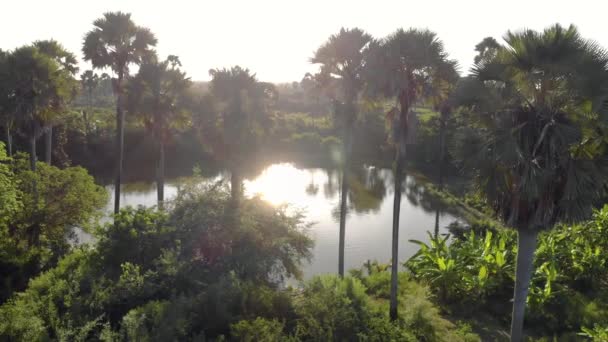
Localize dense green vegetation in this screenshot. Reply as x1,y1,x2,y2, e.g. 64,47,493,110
408,206,608,338
2,10,608,341
0,183,478,341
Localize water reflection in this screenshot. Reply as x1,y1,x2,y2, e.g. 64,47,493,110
93,162,460,279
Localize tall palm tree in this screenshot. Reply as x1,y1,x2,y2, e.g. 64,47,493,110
7,46,69,172
365,28,457,320
33,40,79,165
203,66,274,205
466,24,608,341
430,59,461,237
80,70,99,136
82,11,157,214
127,54,191,209
312,27,372,277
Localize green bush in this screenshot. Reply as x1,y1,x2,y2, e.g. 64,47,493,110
231,317,293,342
293,275,370,340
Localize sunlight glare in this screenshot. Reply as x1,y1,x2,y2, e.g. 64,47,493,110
245,163,308,206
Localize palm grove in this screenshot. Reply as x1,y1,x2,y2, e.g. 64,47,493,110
0,11,608,341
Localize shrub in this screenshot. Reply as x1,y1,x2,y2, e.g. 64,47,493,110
231,317,293,342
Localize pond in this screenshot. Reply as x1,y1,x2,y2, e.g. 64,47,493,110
80,163,461,279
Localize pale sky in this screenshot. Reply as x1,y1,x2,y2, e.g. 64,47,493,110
3,0,607,83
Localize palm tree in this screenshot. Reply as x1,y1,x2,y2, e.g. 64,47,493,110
430,60,461,237
365,28,457,320
80,70,99,136
473,37,501,66
311,28,373,277
466,25,608,341
7,46,69,172
33,40,79,165
127,54,191,209
201,66,274,205
82,11,157,214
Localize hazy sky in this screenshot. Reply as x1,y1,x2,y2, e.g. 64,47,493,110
3,0,607,83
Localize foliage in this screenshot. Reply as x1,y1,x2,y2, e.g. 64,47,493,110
6,43,77,148
0,143,20,229
0,184,313,340
231,318,293,342
580,325,608,341
127,54,192,142
0,148,105,303
200,66,275,165
82,12,157,75
229,271,479,342
408,204,608,335
463,24,608,231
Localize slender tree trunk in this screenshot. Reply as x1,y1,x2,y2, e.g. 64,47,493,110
231,166,242,206
338,128,352,277
5,124,12,156
29,135,39,210
434,210,440,238
114,73,124,215
85,88,92,136
390,151,404,320
389,92,412,320
434,113,446,238
83,110,90,137
29,135,37,172
438,114,445,189
157,140,165,210
510,229,539,342
45,125,52,165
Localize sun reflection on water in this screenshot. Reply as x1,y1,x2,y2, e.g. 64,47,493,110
245,163,310,206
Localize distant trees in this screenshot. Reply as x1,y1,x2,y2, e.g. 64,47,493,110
465,24,608,341
127,54,191,208
312,28,373,277
83,11,157,214
80,70,99,136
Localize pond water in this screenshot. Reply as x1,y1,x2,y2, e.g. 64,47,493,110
81,163,460,279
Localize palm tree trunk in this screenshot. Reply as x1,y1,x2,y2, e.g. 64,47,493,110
510,229,539,342
29,135,37,172
338,129,352,277
434,114,446,239
83,109,91,137
231,166,242,205
434,210,440,238
45,125,52,165
85,88,93,136
5,124,12,156
29,135,39,209
390,152,404,320
114,73,124,215
157,139,165,210
438,114,445,188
